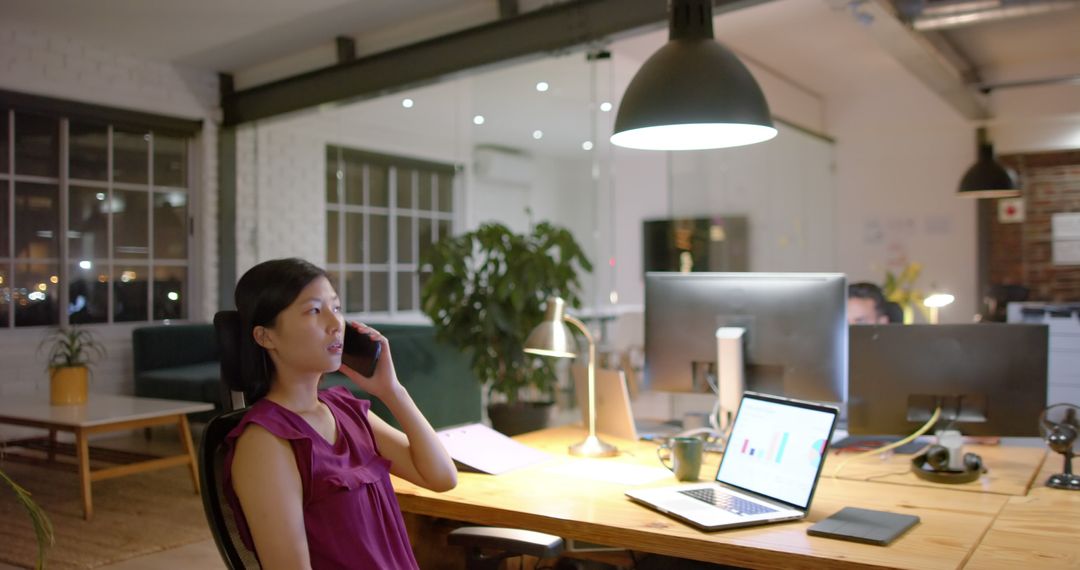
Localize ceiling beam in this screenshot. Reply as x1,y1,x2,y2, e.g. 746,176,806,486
222,0,769,126
858,0,989,121
498,0,520,19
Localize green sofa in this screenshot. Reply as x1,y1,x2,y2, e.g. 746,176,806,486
131,322,481,428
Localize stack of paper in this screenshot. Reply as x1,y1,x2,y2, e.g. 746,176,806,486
436,423,552,475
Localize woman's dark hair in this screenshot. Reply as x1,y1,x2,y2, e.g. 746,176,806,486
226,258,328,402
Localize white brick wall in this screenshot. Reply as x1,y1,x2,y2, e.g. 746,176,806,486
234,122,326,278
0,24,220,426
231,106,475,279
235,125,259,274
0,22,219,121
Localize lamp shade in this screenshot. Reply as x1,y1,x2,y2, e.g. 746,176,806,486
610,0,777,151
957,129,1019,198
523,297,576,358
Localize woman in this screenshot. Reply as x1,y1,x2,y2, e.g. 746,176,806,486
223,258,457,569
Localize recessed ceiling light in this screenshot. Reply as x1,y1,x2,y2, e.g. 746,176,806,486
533,130,544,140
536,81,549,92
600,101,613,112
473,115,485,125
582,141,594,151
402,98,414,108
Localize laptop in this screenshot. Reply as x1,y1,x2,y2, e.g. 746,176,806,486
571,365,681,442
625,392,839,531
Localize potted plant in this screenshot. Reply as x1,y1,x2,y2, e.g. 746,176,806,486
421,221,592,435
883,262,930,324
1,469,54,569
38,327,106,405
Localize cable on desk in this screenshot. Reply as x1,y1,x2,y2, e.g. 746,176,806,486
830,406,941,479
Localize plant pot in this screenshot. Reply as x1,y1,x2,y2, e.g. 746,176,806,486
50,366,88,405
487,401,554,436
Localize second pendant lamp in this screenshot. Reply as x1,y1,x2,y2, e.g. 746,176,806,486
957,128,1020,198
610,0,777,151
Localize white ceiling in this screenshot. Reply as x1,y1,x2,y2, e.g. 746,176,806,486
3,0,1078,157
0,0,481,70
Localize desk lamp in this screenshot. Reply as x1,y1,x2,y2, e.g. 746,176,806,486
923,293,955,324
524,297,618,457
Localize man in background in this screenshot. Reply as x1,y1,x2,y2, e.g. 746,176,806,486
848,282,890,324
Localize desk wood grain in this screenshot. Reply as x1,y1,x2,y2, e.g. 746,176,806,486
823,445,1046,497
394,427,1013,569
965,456,1080,568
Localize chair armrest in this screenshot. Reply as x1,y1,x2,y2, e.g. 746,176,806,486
448,526,564,559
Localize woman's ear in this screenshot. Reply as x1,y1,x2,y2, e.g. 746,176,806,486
252,325,275,350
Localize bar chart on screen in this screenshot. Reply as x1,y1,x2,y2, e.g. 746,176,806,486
737,431,790,463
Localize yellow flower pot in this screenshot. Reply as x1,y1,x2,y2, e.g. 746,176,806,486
50,366,88,405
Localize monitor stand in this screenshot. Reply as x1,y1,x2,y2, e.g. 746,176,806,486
715,327,746,433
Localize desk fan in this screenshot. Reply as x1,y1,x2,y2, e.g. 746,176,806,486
1039,403,1080,490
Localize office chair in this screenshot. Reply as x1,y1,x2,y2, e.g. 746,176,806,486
449,526,564,570
205,311,564,569
884,301,904,324
199,408,259,570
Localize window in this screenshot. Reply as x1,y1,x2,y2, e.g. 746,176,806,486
326,146,455,316
0,108,192,328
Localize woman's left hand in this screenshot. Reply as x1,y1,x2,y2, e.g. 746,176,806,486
338,322,400,401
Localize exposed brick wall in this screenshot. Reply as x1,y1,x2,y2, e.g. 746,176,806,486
992,151,1080,302
233,122,325,278
0,23,218,119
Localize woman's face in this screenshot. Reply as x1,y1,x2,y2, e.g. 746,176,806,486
258,275,346,377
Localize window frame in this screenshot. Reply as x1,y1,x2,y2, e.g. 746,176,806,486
326,145,457,320
0,94,199,330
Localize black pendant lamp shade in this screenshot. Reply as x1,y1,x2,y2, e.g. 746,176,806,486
957,128,1020,198
610,0,777,151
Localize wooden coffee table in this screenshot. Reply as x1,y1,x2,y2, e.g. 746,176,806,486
0,394,215,520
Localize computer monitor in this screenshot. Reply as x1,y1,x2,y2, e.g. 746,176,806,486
848,324,1048,437
644,272,848,411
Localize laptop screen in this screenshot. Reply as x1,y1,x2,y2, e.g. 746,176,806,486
715,394,838,509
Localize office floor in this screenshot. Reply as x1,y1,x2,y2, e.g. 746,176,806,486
0,426,225,570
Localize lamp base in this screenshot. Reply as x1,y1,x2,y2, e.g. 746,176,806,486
568,435,618,458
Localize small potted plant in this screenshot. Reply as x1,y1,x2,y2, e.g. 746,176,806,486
1,469,54,569
421,220,592,435
38,326,106,405
883,262,930,324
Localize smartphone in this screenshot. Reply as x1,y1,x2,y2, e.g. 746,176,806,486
342,324,381,377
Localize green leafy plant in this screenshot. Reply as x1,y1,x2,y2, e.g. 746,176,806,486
0,468,54,569
883,262,930,324
421,221,592,405
38,327,106,371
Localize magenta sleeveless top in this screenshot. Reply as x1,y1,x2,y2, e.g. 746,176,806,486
223,385,419,570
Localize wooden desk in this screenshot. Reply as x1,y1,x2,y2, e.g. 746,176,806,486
0,394,213,520
824,444,1047,497
393,427,1023,569
965,455,1080,568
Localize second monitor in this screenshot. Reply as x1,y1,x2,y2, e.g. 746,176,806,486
848,323,1049,437
645,272,848,422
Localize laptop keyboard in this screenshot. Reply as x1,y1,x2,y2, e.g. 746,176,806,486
679,488,778,516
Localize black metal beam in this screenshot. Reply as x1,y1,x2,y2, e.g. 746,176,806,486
223,0,767,126
498,0,520,18
335,36,356,63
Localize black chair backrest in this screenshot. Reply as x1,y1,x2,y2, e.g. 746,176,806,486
199,408,259,570
884,301,904,324
202,309,259,568
214,310,244,411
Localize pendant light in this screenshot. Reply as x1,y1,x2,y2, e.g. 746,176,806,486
610,0,777,151
957,127,1020,198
